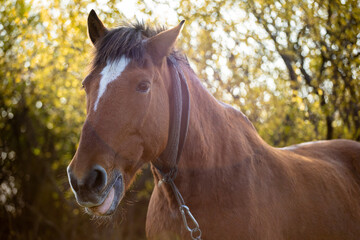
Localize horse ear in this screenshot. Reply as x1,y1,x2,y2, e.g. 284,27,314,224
88,10,108,46
146,20,185,65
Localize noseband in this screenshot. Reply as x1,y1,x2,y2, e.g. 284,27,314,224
152,55,202,240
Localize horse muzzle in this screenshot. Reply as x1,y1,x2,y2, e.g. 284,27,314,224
67,165,124,216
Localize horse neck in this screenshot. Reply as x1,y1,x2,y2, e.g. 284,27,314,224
172,62,271,195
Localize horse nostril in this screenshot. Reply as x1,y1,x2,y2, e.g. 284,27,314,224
67,167,79,192
86,165,107,191
70,175,79,192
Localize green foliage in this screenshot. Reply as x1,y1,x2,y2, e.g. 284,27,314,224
0,0,359,239
177,0,360,143
244,0,360,140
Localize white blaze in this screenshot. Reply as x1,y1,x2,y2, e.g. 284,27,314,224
94,56,130,111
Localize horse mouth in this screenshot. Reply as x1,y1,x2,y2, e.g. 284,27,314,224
86,176,123,216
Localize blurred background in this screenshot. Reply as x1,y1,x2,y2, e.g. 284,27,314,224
0,0,359,239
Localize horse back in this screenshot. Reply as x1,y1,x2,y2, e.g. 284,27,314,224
272,139,360,239
284,139,360,175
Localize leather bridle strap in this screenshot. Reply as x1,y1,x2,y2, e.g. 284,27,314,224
152,55,202,240
152,55,190,181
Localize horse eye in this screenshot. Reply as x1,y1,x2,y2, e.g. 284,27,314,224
136,81,150,93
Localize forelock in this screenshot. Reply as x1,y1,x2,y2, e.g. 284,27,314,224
92,21,166,68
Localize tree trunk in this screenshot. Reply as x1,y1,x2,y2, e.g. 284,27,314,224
326,115,333,140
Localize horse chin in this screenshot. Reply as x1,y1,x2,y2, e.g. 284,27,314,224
86,176,124,216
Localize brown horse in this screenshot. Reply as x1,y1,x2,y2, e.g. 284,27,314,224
67,10,360,240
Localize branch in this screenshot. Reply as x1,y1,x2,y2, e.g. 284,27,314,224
280,53,297,82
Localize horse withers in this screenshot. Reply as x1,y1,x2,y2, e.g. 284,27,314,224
67,10,360,239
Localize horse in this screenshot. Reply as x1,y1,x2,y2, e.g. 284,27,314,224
67,10,360,240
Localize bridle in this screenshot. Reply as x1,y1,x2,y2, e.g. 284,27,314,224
152,55,202,240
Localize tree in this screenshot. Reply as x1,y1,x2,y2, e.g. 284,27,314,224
176,0,359,142
246,0,360,140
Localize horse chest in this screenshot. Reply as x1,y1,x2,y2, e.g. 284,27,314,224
146,187,184,239
145,185,253,240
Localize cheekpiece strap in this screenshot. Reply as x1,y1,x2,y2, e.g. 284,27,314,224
153,55,190,180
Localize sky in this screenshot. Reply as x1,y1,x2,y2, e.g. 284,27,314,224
87,0,180,25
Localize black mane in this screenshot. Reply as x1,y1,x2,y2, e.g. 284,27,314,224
93,22,166,67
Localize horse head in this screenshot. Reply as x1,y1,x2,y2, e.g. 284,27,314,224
67,10,184,216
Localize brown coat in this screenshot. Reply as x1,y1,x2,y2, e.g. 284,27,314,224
146,62,360,239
